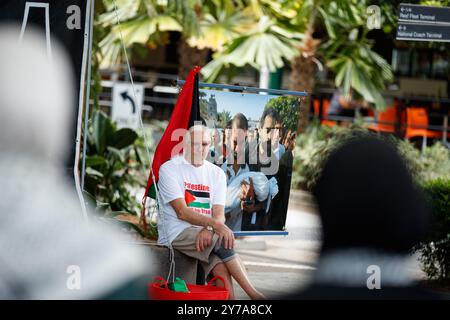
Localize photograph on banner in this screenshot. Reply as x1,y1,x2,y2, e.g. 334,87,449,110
198,89,299,232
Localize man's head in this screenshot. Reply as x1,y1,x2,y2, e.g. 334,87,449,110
231,113,248,143
275,121,284,143
210,128,220,146
260,108,281,144
230,113,248,164
183,125,211,166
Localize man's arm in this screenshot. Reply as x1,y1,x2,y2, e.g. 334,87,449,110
194,204,226,252
339,95,368,109
211,204,234,249
212,204,225,224
169,199,235,249
169,198,216,228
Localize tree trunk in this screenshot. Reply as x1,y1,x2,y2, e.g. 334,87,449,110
289,53,316,133
177,39,209,80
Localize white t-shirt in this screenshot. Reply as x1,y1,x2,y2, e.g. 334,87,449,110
157,155,227,245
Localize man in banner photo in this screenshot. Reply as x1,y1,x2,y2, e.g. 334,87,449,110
157,125,265,300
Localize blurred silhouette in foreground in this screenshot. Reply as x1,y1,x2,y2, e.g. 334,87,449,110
0,25,152,299
285,136,444,300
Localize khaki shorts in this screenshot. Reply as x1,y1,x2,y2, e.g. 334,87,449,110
171,226,223,278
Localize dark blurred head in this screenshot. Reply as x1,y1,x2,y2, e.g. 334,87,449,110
314,137,429,254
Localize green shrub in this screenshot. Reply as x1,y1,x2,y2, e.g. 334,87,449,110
398,140,450,183
292,122,376,191
84,110,145,215
264,96,300,133
292,122,450,191
82,110,161,240
414,179,450,283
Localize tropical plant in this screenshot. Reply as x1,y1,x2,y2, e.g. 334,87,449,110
201,14,302,82
217,110,232,128
84,110,144,215
200,1,396,131
82,110,161,239
178,0,257,78
97,0,396,120
97,0,256,78
286,0,397,133
397,139,450,184
186,0,253,52
97,0,194,68
414,179,450,284
292,121,370,190
292,122,450,191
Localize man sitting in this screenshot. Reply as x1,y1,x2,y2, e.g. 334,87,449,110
157,124,265,300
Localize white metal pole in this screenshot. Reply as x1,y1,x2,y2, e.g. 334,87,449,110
81,0,95,191
74,0,94,220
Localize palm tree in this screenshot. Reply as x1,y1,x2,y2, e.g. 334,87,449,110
97,0,396,133
201,14,302,82
201,0,396,131
98,0,197,69
178,0,255,79
287,0,396,131
97,0,254,79
217,110,232,129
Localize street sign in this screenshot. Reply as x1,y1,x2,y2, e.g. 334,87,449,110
112,82,144,130
397,3,450,42
397,22,450,42
399,3,450,25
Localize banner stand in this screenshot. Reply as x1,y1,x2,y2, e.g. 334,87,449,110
74,0,94,221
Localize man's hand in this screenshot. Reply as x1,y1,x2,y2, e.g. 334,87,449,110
241,201,263,213
213,220,235,250
196,228,213,252
240,178,255,201
283,130,296,152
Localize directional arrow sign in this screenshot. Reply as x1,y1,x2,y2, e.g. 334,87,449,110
397,22,450,42
120,90,136,114
399,3,450,25
112,82,144,129
397,4,450,42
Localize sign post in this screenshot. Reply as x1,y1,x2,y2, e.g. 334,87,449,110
396,3,450,144
397,3,450,42
112,82,144,130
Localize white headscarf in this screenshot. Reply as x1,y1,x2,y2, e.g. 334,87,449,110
0,25,152,299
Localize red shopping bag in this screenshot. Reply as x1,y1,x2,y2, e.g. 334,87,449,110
148,276,229,300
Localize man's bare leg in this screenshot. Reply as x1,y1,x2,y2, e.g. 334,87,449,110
211,262,235,300
224,255,265,300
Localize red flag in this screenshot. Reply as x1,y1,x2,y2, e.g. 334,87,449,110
140,66,201,229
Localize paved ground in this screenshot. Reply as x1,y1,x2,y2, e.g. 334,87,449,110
233,190,426,300
233,191,322,299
